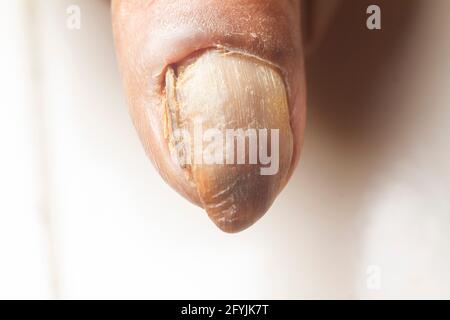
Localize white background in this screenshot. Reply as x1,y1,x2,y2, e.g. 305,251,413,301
0,0,449,299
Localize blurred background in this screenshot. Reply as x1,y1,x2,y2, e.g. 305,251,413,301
1,0,450,299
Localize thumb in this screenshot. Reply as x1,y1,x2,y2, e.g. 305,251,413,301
112,0,306,233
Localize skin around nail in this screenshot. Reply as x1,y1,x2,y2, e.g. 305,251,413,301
112,0,307,232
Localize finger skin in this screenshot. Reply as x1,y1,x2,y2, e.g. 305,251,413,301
302,0,342,53
112,0,307,231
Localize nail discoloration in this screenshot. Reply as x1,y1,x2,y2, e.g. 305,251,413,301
164,49,293,232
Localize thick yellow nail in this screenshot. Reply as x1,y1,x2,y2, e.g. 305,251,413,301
164,49,293,232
